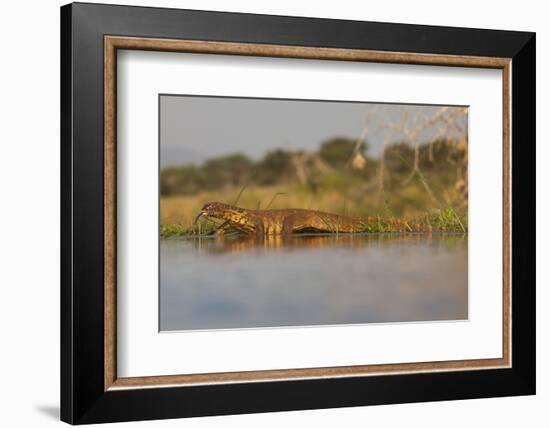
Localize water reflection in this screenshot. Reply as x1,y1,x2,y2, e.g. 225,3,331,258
188,233,465,254
160,234,468,331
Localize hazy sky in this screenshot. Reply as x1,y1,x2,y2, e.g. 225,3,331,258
160,95,467,168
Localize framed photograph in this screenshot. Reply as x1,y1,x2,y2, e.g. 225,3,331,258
60,2,535,424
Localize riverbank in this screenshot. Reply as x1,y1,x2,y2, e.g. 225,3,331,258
160,206,466,238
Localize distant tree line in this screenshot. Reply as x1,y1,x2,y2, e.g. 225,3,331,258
160,136,466,196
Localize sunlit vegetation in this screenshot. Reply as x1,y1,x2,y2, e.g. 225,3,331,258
160,106,468,237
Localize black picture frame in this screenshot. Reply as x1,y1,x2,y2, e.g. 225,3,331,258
61,2,535,424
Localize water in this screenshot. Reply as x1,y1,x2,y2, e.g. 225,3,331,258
160,234,468,331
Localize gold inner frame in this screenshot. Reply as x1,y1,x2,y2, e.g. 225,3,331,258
104,35,512,391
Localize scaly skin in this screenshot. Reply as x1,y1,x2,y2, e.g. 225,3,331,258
195,202,439,236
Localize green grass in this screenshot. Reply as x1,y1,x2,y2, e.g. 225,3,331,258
160,222,227,238
358,218,397,233
160,219,248,239
160,207,467,238
355,208,466,234
160,224,195,238
422,207,467,233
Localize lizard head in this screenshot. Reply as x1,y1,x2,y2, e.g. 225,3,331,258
194,202,242,224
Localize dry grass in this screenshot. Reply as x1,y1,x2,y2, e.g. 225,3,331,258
161,184,382,226
160,183,467,231
161,184,288,225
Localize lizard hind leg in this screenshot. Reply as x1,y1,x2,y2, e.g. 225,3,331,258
281,213,304,235
282,212,322,235
281,214,299,235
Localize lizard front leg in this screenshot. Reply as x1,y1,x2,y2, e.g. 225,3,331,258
253,218,265,237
